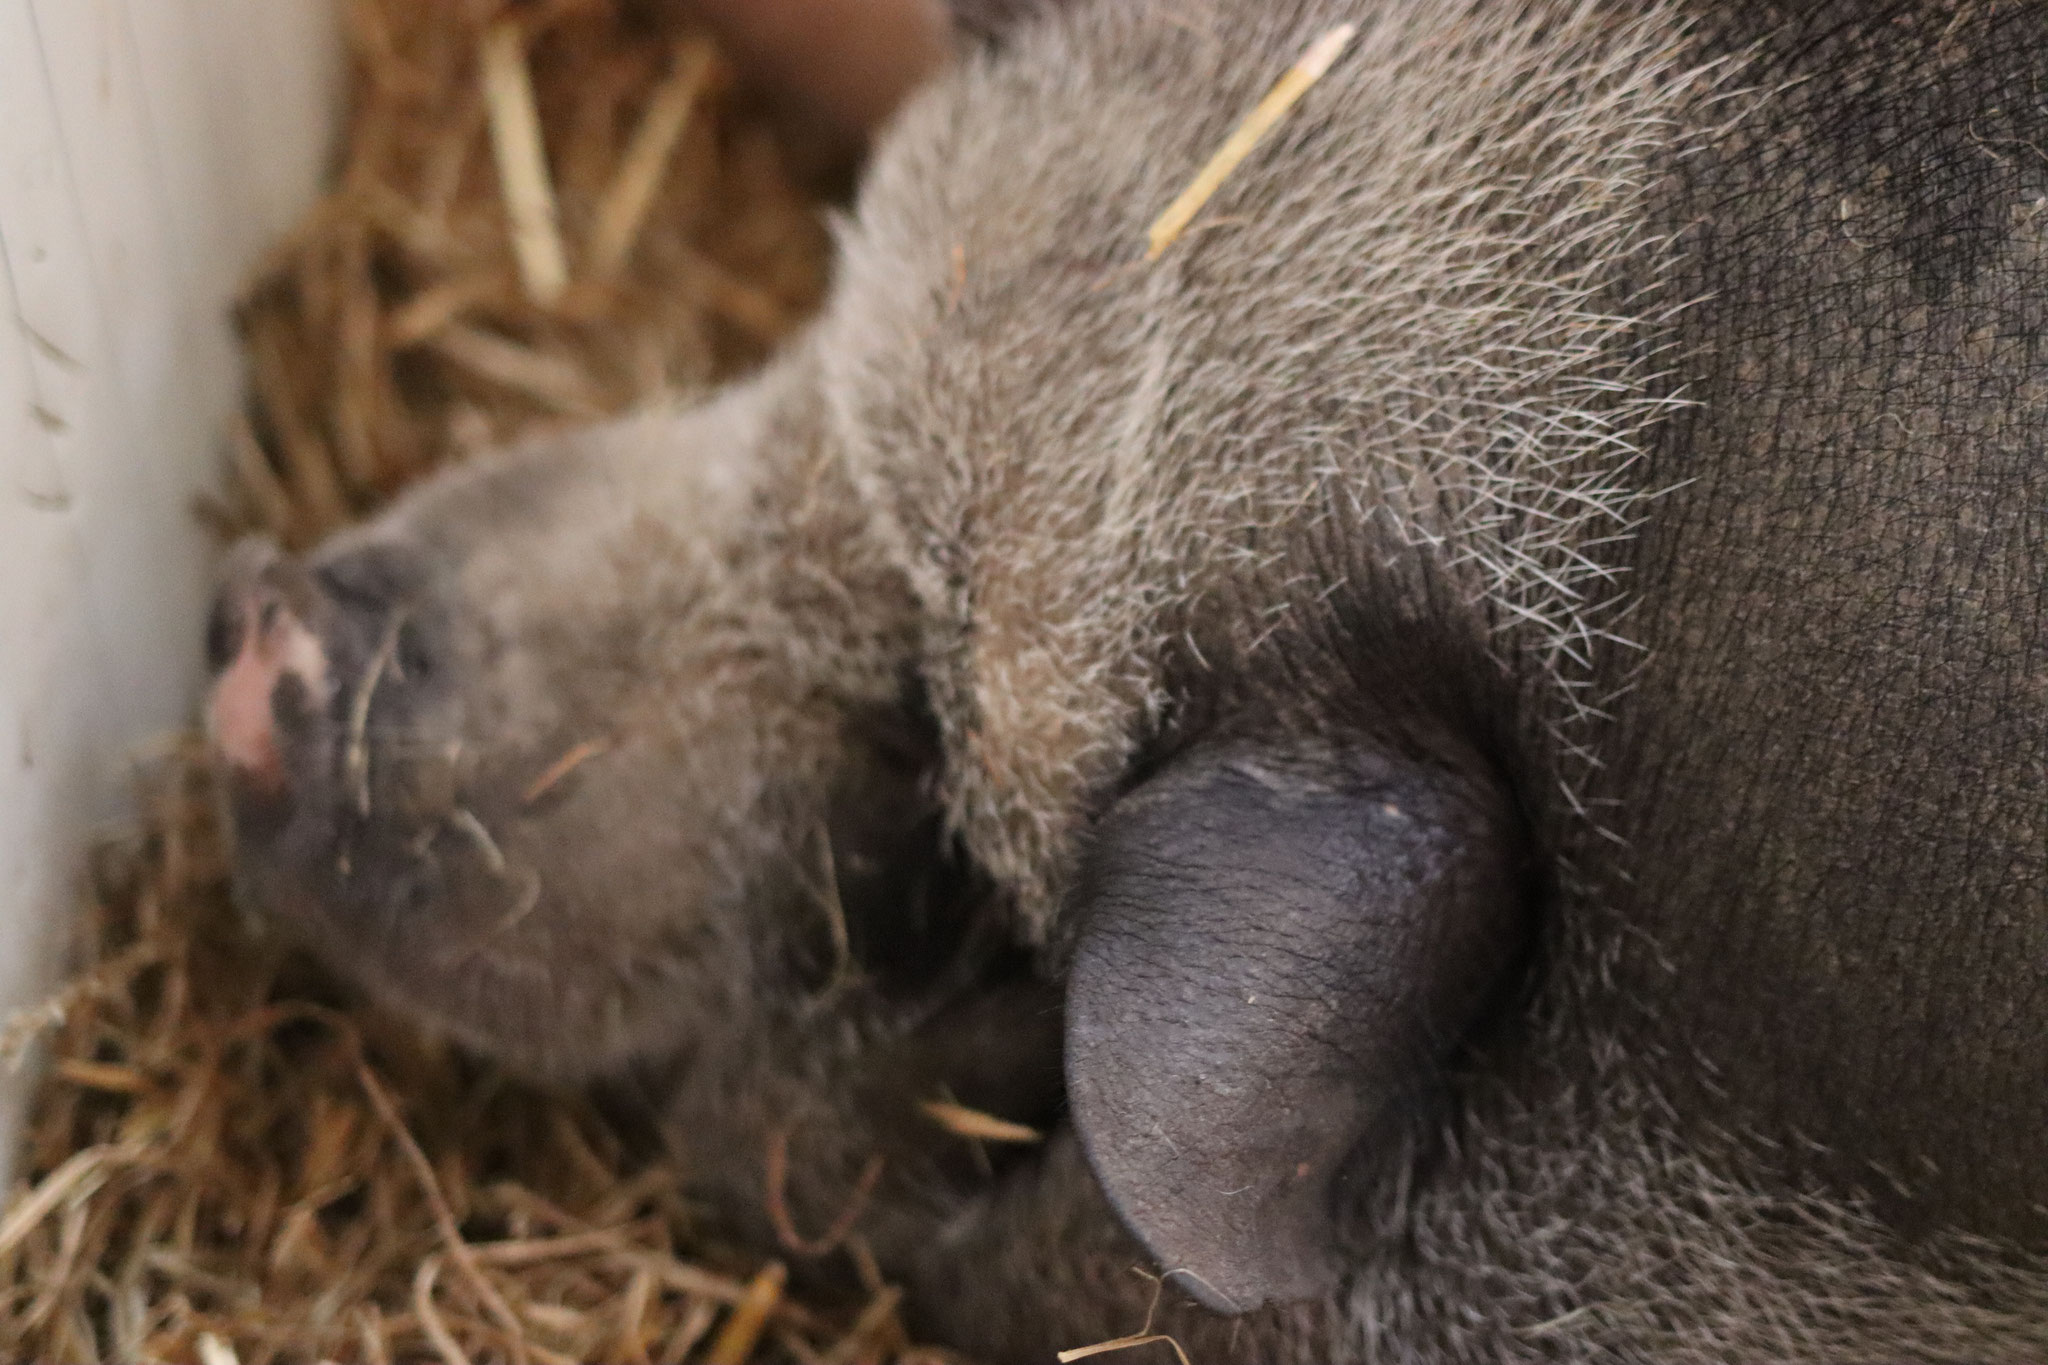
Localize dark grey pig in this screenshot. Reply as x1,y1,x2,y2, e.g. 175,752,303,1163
203,1,2048,1359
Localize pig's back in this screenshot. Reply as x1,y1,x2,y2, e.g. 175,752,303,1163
1609,0,2048,1238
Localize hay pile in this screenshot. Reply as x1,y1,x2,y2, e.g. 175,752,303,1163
0,2,937,1361
222,0,830,550
2,748,928,1365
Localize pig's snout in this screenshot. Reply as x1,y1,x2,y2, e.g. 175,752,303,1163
204,537,442,815
205,557,331,795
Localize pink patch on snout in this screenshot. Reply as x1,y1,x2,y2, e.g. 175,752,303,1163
207,601,329,792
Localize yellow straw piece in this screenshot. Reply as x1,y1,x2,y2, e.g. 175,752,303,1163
480,20,570,305
1058,1333,1194,1365
587,39,718,281
703,1261,787,1365
1145,22,1358,261
195,1333,242,1365
919,1099,1045,1144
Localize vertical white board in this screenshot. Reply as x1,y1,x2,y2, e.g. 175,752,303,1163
0,0,339,1183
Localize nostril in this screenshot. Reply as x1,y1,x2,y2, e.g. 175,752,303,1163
204,594,245,675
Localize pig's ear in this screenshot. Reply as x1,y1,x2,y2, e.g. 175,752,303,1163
1063,740,1530,1314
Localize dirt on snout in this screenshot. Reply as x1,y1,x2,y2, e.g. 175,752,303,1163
0,3,939,1362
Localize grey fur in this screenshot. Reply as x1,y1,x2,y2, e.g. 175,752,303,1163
206,0,2048,1360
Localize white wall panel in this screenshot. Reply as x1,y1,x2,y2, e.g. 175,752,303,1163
0,0,338,1183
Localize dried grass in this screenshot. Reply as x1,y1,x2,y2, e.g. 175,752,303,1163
1,751,939,1363
213,0,832,552
0,2,947,1361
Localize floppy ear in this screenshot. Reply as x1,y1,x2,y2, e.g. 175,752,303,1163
1064,740,1529,1313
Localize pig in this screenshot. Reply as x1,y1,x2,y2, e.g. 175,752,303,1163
203,0,2048,1359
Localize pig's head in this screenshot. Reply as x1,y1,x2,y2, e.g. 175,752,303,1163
204,378,954,1083
206,341,1530,1326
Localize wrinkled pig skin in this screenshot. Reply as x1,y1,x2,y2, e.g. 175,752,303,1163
205,2,2048,1360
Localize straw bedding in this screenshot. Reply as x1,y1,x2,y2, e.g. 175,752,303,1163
0,3,943,1360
